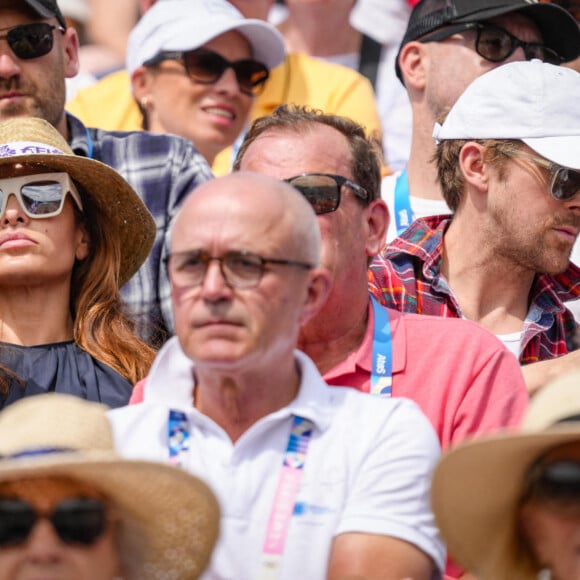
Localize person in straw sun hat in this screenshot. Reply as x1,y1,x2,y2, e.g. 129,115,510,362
0,392,220,580
0,116,156,409
432,370,580,580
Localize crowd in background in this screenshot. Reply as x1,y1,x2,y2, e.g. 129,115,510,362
0,0,579,579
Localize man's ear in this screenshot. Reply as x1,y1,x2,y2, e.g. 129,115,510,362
398,41,428,91
363,199,389,257
458,142,493,213
298,268,332,327
460,142,489,192
62,27,80,79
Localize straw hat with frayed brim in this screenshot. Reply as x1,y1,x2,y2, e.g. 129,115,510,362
0,117,156,287
0,393,220,580
432,371,580,577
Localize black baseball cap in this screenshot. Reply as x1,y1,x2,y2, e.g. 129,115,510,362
395,0,580,82
21,0,67,28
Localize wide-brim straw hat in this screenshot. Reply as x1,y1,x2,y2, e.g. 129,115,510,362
0,393,220,580
431,371,580,577
0,117,156,287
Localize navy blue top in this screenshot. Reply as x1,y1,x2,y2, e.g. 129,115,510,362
0,341,132,410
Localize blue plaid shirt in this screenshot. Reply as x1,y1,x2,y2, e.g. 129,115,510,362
67,113,213,345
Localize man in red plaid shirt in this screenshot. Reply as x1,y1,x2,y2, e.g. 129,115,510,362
370,60,580,395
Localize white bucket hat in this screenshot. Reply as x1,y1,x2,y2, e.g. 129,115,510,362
0,393,220,580
127,0,286,75
432,370,580,578
433,60,580,170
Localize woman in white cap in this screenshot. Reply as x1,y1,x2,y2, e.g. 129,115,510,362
0,392,219,579
0,116,156,409
431,371,580,580
128,0,285,168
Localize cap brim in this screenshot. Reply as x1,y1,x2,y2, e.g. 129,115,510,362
523,136,580,170
432,427,580,575
147,18,286,71
0,451,220,579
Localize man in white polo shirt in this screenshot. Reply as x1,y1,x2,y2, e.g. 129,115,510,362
108,171,444,579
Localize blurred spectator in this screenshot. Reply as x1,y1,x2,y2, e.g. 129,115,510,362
67,0,383,176
432,370,580,580
127,0,285,167
0,393,220,580
276,0,413,171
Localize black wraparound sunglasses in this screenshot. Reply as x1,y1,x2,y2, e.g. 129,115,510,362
0,23,65,60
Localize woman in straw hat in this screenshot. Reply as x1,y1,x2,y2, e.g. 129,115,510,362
0,116,156,409
0,392,219,579
431,371,580,580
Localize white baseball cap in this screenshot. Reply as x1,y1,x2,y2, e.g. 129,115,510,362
433,60,580,170
127,0,286,75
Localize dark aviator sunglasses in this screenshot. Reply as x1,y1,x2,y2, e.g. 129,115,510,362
0,23,65,60
144,48,270,96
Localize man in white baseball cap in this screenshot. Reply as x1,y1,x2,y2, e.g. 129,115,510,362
370,59,580,394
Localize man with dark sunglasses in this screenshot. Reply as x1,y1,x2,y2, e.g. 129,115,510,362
382,0,580,245
230,103,527,455
0,0,214,347
231,104,529,579
371,60,580,395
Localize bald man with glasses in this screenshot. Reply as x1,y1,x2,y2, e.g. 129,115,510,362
109,171,446,580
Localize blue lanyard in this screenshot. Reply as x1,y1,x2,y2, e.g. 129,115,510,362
394,169,413,236
84,126,94,159
370,296,393,397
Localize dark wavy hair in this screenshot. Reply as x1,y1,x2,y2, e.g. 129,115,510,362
0,180,155,396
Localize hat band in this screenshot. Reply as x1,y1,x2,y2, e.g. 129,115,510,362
2,447,75,460
0,141,66,159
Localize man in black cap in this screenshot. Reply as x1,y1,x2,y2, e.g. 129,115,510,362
0,0,213,346
18,0,66,26
381,0,580,244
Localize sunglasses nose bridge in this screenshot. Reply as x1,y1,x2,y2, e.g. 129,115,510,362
213,63,247,95
19,511,65,549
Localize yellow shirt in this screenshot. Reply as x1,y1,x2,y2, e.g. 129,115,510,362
66,53,383,176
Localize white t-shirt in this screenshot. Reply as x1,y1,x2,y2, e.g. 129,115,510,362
495,331,523,358
108,339,445,580
566,239,580,321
